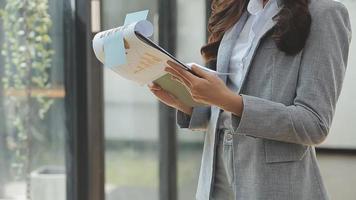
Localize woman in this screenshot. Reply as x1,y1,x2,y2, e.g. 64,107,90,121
148,0,352,199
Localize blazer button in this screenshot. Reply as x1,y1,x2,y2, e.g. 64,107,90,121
225,133,233,141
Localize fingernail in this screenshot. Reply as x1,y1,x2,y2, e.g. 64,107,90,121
167,60,174,66
153,87,161,91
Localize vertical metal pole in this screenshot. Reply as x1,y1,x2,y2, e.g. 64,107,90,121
63,1,80,199
64,0,104,199
158,0,177,199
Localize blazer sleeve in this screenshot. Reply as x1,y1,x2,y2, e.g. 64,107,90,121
230,2,352,145
176,106,211,131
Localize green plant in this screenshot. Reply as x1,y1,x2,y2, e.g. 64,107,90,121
0,0,54,199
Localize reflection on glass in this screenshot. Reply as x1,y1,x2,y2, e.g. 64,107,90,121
176,0,206,199
102,1,159,200
176,0,207,65
0,0,66,200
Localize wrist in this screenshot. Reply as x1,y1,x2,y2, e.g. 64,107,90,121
219,90,243,117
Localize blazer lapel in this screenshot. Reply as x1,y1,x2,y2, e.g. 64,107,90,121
238,3,283,93
216,12,249,84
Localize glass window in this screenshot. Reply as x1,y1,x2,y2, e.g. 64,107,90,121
176,0,207,65
176,0,207,199
0,0,67,199
101,1,160,200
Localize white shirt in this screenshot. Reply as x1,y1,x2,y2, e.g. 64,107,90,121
218,0,279,129
228,0,277,89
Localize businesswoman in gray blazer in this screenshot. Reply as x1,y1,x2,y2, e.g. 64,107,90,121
148,0,352,199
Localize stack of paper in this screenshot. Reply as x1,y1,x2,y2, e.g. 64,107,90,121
92,10,233,107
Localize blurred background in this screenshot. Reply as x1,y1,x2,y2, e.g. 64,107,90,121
0,0,355,200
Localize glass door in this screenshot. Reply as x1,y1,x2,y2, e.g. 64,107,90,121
175,0,207,199
0,0,67,199
101,1,160,200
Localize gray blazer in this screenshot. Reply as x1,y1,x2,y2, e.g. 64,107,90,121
176,0,352,199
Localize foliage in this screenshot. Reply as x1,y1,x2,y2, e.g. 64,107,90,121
0,0,54,193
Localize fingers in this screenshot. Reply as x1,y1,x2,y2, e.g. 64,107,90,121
149,86,180,107
191,65,212,79
165,65,193,87
147,82,161,91
171,75,188,86
166,60,200,84
148,82,178,101
171,76,193,95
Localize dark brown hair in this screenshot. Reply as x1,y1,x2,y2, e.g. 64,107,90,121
201,0,312,69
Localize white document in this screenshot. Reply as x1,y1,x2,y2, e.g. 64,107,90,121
92,13,234,86
93,20,168,85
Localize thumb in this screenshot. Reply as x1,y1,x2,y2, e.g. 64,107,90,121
191,65,211,79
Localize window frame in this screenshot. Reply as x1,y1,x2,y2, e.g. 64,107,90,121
158,0,178,199
64,0,105,199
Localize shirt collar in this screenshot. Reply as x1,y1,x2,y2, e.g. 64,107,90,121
247,0,280,15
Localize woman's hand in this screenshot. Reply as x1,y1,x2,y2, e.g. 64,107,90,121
147,82,193,115
164,61,244,117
